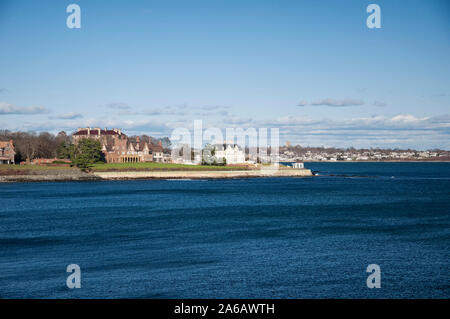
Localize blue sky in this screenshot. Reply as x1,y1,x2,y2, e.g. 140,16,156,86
0,0,449,149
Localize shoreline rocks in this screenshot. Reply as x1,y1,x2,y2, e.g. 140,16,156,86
0,168,100,183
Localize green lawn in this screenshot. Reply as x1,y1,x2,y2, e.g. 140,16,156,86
91,162,251,171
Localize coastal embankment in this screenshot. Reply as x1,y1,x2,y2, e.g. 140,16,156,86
93,167,313,180
0,167,100,182
0,165,312,182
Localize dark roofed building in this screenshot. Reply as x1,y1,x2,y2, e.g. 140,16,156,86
72,127,126,140
149,141,164,162
72,128,156,163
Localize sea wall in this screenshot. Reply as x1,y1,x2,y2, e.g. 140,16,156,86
93,168,313,180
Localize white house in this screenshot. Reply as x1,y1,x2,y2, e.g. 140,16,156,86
213,143,246,164
292,162,304,169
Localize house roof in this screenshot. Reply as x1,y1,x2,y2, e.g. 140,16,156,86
149,143,163,152
0,140,13,148
127,138,150,152
73,129,125,136
213,143,241,151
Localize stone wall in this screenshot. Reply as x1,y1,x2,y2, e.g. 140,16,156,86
93,168,313,180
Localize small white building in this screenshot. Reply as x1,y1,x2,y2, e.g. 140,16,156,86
292,162,304,169
213,144,246,164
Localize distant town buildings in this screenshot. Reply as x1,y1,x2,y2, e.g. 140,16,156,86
279,146,449,162
0,140,15,164
72,127,165,163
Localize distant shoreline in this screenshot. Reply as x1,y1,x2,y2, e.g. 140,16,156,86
285,160,450,163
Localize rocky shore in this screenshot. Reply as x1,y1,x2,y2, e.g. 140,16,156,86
0,168,100,182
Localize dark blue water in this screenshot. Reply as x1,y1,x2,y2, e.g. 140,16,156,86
0,163,449,298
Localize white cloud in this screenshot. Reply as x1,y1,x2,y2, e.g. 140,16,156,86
372,100,387,107
117,103,233,117
299,99,387,107
0,102,49,115
310,98,365,107
255,114,450,149
390,114,429,123
105,102,131,110
49,112,83,120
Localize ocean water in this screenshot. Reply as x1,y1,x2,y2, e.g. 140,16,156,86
0,162,449,298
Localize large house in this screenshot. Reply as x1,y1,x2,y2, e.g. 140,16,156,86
72,127,164,163
150,143,164,162
0,140,15,164
213,143,246,164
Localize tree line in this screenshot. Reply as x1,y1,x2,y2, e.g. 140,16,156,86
0,130,172,169
0,130,70,163
0,130,100,169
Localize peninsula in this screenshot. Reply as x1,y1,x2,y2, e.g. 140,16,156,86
0,163,312,182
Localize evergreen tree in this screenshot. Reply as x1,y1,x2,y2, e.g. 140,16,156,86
70,139,104,170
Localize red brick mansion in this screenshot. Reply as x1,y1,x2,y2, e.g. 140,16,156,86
72,128,164,163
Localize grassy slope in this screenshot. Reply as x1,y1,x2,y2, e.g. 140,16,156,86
91,162,250,171
0,163,251,174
